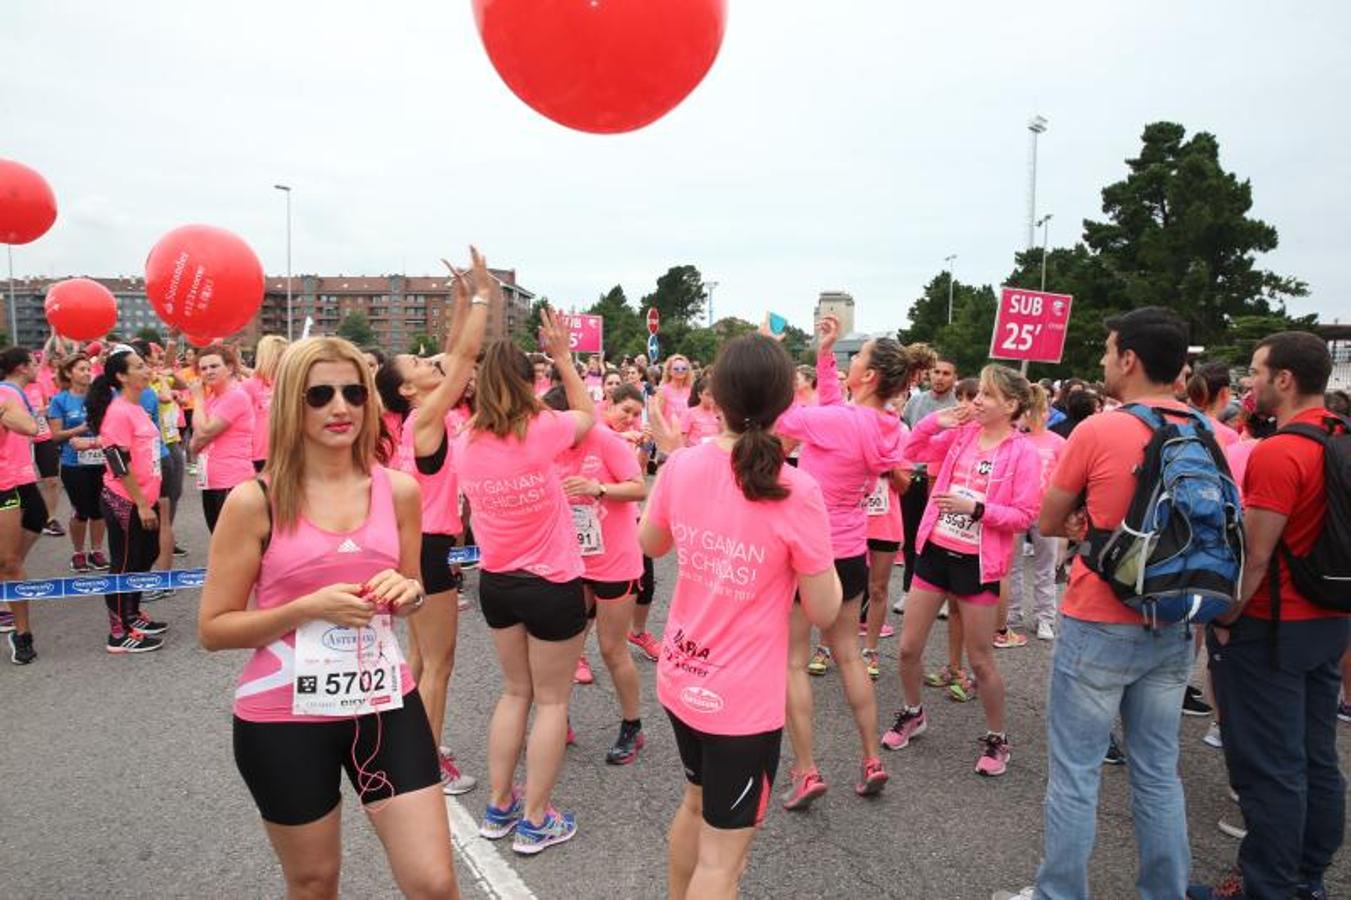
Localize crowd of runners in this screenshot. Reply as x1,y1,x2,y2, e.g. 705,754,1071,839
1,248,1347,899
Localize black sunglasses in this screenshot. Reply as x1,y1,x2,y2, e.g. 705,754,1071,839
305,383,369,408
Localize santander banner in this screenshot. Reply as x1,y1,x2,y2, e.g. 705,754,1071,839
989,287,1073,364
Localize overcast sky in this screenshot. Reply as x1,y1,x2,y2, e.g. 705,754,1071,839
4,1,1348,338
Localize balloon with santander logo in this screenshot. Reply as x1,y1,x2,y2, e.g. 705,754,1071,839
145,225,264,338
43,278,118,341
472,0,728,134
0,159,58,245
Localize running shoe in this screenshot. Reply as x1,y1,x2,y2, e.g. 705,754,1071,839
1036,620,1056,641
71,552,92,573
1217,818,1247,840
0,610,14,634
479,790,523,839
924,664,960,688
1187,868,1246,898
605,721,645,765
806,645,832,676
975,732,1011,776
1338,702,1350,724
1295,882,1328,900
172,544,188,557
891,598,906,614
88,550,110,570
780,767,828,811
937,601,949,620
438,747,478,795
9,631,36,664
859,622,895,639
131,614,168,635
141,589,173,602
186,462,198,476
107,632,163,654
573,654,594,685
948,672,978,703
881,707,927,750
512,808,577,855
457,594,471,611
1203,722,1223,749
855,757,888,796
566,717,576,746
1104,733,1127,765
1182,685,1213,717
861,648,881,681
42,519,65,537
993,629,1028,649
627,630,660,662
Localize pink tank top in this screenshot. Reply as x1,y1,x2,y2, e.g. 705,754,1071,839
232,466,416,723
0,383,36,491
394,407,463,535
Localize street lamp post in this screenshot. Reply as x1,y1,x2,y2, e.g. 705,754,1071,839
1026,115,1048,250
1036,214,1053,291
273,184,293,340
944,254,958,324
705,280,719,328
6,245,16,347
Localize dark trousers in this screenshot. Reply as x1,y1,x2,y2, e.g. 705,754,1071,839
1209,615,1349,898
100,495,161,633
899,472,930,593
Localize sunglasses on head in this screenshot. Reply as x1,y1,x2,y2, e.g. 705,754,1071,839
304,383,369,408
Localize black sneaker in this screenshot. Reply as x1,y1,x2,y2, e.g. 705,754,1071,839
42,519,65,537
605,721,645,765
1182,685,1213,717
1104,733,1126,765
172,544,188,557
107,633,163,654
9,631,36,665
131,615,168,636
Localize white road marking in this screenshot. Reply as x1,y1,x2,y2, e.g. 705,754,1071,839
446,795,538,900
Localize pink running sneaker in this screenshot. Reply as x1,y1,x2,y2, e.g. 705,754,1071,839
857,622,895,639
855,757,889,796
780,767,828,811
573,654,594,685
992,629,1029,649
975,732,1011,776
881,707,927,751
627,630,660,662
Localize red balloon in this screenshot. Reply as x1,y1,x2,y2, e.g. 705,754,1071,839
145,224,264,338
185,333,215,348
0,159,58,245
473,0,727,134
44,278,118,341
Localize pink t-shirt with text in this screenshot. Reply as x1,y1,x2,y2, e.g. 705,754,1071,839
202,384,256,489
556,423,643,582
648,443,834,735
100,396,162,504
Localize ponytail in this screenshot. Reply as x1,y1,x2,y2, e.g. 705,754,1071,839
709,334,796,502
730,424,788,502
85,374,116,435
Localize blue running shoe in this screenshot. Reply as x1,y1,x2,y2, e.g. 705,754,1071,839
511,808,576,855
479,791,523,840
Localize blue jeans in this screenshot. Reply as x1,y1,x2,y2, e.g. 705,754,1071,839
1035,615,1194,900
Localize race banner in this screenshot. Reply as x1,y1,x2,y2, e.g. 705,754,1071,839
561,314,604,354
989,287,1073,364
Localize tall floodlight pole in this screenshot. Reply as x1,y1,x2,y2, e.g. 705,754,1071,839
1026,115,1048,250
1036,214,1054,291
274,184,293,340
6,245,16,346
705,280,719,327
944,254,958,324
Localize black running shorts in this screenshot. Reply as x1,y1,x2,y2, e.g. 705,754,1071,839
665,708,781,830
585,578,639,601
61,466,104,521
232,690,441,826
479,571,586,641
867,538,901,554
34,440,60,479
420,532,464,595
0,482,50,534
913,541,999,599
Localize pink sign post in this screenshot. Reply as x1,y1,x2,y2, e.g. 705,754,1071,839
989,287,1074,365
562,314,604,354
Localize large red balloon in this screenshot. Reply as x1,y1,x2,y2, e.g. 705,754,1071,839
185,333,215,348
44,278,118,341
145,225,264,339
473,0,727,134
0,159,58,245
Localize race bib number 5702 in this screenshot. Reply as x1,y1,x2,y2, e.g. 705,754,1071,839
292,614,404,717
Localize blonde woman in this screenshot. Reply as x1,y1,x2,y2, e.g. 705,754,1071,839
658,354,694,433
199,336,455,898
243,335,288,473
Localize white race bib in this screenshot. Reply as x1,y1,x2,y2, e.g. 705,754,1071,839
292,614,405,717
34,414,49,438
195,452,208,489
933,485,985,548
149,436,162,477
572,503,604,557
865,477,890,517
77,447,105,466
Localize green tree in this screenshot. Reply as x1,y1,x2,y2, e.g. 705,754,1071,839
781,323,813,362
135,325,164,345
407,332,435,356
520,298,549,352
1203,312,1319,366
898,275,990,354
336,311,376,347
586,285,644,361
640,265,706,328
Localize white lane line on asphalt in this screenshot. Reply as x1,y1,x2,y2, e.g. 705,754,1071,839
446,795,537,900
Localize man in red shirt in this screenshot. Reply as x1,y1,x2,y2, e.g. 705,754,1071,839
1191,331,1348,900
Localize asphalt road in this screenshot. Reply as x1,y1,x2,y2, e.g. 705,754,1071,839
1,485,1346,899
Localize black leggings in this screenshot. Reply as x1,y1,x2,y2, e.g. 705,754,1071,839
100,490,160,632
60,466,104,521
900,473,929,593
637,555,656,606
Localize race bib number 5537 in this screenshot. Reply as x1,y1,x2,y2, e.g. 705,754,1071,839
292,614,404,717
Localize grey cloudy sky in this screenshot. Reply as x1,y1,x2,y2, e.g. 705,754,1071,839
4,1,1348,339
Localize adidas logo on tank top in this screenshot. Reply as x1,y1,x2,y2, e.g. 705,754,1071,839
336,538,362,554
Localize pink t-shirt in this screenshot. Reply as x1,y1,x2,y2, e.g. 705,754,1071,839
556,425,643,583
1026,429,1068,494
1224,438,1258,500
240,376,273,461
233,466,416,723
201,383,256,489
683,406,722,446
395,407,463,535
23,382,52,443
929,439,997,554
864,476,904,543
648,442,834,735
455,410,584,582
99,396,162,504
660,383,692,431
0,384,35,491
1207,415,1241,449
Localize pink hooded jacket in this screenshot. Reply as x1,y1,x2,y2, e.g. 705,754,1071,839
907,413,1042,583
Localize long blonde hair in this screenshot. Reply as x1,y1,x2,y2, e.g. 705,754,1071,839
253,335,288,384
662,354,692,388
471,339,542,441
265,337,379,531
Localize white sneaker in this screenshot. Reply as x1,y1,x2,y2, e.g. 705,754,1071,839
991,889,1036,900
439,747,478,796
1203,721,1223,749
937,601,949,620
892,598,906,614
1036,621,1055,641
1218,818,1247,839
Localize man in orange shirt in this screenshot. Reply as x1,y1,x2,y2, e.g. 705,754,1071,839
1190,332,1348,900
1028,307,1197,900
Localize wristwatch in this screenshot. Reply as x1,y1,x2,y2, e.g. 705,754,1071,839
597,483,608,499
971,501,986,522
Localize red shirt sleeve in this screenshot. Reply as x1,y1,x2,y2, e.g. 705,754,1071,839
1242,437,1303,516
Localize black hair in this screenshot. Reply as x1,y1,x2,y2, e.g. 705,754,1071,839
1185,361,1232,410
362,346,387,365
1256,331,1333,397
689,375,710,408
709,334,794,502
933,352,958,370
541,385,569,412
1103,307,1189,386
867,338,934,400
610,383,643,406
374,358,411,420
0,346,33,378
954,378,979,401
1326,390,1351,417
86,349,135,434
1064,389,1099,423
